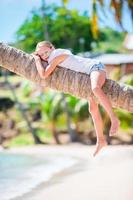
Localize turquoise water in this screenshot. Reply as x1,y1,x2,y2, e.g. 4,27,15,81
0,151,78,200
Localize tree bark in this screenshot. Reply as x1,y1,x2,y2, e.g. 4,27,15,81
0,42,133,112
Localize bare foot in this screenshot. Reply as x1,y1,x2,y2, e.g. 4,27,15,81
93,138,107,157
109,118,120,136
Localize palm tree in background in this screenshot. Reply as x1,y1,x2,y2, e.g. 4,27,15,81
41,0,50,41
62,0,133,38
62,0,69,7
1,70,46,144
92,0,133,38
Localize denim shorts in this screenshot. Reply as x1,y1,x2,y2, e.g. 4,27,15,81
89,62,106,74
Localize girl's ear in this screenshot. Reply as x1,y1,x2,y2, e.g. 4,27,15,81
51,46,55,50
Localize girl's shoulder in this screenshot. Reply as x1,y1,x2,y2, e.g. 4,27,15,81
55,48,72,55
48,48,72,63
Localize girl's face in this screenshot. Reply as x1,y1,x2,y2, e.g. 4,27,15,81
36,46,53,61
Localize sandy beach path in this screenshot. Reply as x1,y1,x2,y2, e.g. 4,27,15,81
5,144,133,200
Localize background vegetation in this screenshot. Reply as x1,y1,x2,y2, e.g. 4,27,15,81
0,0,133,148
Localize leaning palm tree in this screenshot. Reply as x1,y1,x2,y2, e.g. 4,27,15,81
0,42,133,113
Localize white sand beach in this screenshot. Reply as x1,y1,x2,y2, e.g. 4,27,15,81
1,144,133,200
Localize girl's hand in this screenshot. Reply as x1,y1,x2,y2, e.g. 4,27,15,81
31,52,40,61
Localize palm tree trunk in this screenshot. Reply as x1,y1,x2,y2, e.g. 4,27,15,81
0,42,133,112
41,0,50,41
51,120,61,144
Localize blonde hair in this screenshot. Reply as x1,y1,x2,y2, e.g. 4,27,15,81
36,41,54,51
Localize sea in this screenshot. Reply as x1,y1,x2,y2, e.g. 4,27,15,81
0,151,78,200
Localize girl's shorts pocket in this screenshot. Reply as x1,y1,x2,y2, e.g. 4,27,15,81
90,62,106,74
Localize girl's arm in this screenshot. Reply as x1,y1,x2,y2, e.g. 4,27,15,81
32,54,46,79
32,53,69,79
43,54,69,78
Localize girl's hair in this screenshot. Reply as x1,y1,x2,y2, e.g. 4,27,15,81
36,41,54,51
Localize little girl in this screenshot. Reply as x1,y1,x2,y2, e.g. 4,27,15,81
32,41,120,156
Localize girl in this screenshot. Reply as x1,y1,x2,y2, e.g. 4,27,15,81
32,41,120,156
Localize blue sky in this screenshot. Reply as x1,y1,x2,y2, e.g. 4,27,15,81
0,0,132,43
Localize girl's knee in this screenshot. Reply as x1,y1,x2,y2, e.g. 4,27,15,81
91,85,101,95
90,71,106,94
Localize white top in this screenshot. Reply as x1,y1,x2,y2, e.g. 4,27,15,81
47,48,101,74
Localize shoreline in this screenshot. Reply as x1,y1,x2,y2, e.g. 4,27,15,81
16,155,87,200
1,144,133,200
1,143,90,200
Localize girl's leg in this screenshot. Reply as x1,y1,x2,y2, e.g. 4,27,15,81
90,70,120,136
88,97,107,156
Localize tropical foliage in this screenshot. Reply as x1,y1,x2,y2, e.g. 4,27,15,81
15,3,126,54
92,0,133,38
15,4,93,53
0,0,132,147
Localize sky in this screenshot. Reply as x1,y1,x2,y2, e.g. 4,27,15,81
0,0,132,43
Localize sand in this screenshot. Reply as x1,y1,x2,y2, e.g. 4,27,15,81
2,144,133,200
